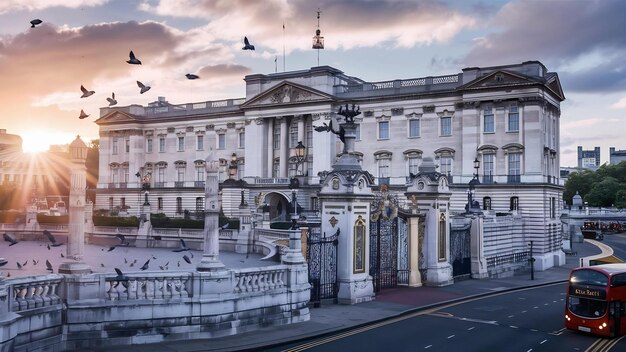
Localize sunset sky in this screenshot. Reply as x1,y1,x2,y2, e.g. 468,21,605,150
1,0,625,167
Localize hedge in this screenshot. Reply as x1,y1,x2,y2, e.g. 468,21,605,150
0,211,25,224
150,213,240,230
93,216,140,227
36,214,69,224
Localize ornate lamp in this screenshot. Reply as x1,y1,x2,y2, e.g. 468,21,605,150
295,141,306,176
228,153,238,179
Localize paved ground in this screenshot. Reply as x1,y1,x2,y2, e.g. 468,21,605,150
0,240,270,278
89,239,604,352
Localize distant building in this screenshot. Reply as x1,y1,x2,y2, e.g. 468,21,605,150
577,146,600,170
609,147,626,165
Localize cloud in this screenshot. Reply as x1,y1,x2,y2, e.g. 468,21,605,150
611,97,626,109
197,64,251,80
139,0,477,53
0,0,109,14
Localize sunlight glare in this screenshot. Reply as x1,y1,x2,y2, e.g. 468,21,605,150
20,130,74,154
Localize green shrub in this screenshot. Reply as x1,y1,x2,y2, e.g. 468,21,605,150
37,214,69,224
150,213,204,229
92,216,139,227
270,221,292,230
0,211,25,223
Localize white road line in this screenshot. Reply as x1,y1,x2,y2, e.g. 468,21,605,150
533,306,539,309
508,315,515,318
531,329,538,332
544,303,549,306
447,335,455,339
522,310,527,313
553,300,557,303
467,327,475,331
526,349,533,352
424,345,432,349
510,326,519,329
540,339,547,344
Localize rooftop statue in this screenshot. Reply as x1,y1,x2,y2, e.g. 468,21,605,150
314,104,361,145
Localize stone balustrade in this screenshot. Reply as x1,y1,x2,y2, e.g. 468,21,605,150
9,274,62,312
234,267,286,293
105,272,191,300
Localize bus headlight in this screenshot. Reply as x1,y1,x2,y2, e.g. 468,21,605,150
565,314,571,321
603,322,607,327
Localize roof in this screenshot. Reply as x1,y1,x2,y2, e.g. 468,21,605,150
575,264,626,276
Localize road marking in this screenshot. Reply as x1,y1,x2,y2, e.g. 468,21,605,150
510,325,518,329
522,310,527,313
508,315,515,318
540,339,547,344
447,335,455,339
467,327,475,331
585,338,609,352
549,328,566,336
526,349,533,352
424,345,432,349
553,300,557,303
533,306,539,309
544,303,549,306
603,335,626,351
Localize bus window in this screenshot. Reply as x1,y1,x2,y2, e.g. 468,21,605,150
568,296,607,318
571,270,609,287
612,274,626,287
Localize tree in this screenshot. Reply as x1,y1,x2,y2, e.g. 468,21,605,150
584,177,621,207
563,170,597,204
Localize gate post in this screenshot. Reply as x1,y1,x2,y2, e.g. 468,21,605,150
408,216,422,287
470,216,488,278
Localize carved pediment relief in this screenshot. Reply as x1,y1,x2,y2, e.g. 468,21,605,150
95,110,137,125
461,70,538,90
241,81,334,108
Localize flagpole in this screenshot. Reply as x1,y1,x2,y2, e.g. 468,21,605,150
282,22,286,72
275,56,278,73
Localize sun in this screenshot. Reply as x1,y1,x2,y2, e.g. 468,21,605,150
20,130,74,154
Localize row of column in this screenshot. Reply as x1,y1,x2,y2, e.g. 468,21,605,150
264,115,306,178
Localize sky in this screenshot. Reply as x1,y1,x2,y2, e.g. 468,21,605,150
1,0,625,167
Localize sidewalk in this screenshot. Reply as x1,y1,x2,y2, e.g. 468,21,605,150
94,240,603,352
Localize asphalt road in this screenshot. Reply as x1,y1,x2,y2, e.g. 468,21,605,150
273,283,626,352
603,233,626,262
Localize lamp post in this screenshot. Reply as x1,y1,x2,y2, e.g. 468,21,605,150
466,157,481,213
295,141,306,176
228,153,238,179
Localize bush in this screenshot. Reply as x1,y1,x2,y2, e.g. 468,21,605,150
150,213,204,229
0,211,25,223
270,221,293,230
37,214,69,224
93,215,139,227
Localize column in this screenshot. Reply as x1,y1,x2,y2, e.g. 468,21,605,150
197,152,225,271
408,216,422,286
279,117,288,177
266,118,274,178
297,115,305,144
244,119,264,178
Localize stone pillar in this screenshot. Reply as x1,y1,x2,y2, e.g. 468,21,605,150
245,119,264,178
197,152,225,271
469,216,488,279
296,115,305,144
279,117,288,177
59,136,91,274
408,216,422,287
267,118,274,178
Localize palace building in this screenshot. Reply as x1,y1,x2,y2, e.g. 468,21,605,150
95,61,564,267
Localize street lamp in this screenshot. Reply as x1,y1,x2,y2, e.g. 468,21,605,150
466,157,481,213
294,141,306,176
291,189,299,230
228,153,238,179
473,157,480,180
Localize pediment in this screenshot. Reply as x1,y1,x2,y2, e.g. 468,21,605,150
241,81,335,108
460,70,540,90
95,110,138,125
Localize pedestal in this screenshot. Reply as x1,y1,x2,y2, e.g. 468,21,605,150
337,275,374,305
58,262,92,275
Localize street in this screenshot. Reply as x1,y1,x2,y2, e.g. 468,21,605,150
274,283,626,352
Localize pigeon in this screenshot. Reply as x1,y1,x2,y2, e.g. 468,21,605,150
60,253,64,258
0,260,7,268
114,268,128,281
17,262,22,269
47,243,51,250
106,92,117,106
101,263,105,267
190,252,194,258
124,258,128,264
172,238,189,252
185,73,200,80
80,85,95,98
177,261,180,267
151,255,156,260
22,260,28,267
33,259,39,266
183,255,191,264
30,19,43,28
46,260,53,272
44,230,63,247
116,234,130,246
159,266,165,270
3,233,18,246
242,36,255,50
140,259,150,271
164,261,169,267
126,51,142,65
137,81,151,94
78,110,89,119
129,262,135,267
107,246,116,252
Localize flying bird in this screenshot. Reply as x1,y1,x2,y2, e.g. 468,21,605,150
242,36,255,50
17,262,22,270
126,51,142,65
172,238,189,252
0,259,7,268
47,243,51,250
60,253,64,258
80,85,95,98
46,260,53,272
185,73,200,80
22,260,27,267
114,268,128,280
137,81,151,94
109,233,130,251
78,110,89,119
30,19,43,28
183,255,191,264
106,92,117,106
33,259,39,266
44,230,63,247
3,233,18,246
140,259,150,271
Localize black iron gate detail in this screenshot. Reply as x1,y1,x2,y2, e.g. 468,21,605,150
450,224,471,278
369,214,409,292
306,225,338,306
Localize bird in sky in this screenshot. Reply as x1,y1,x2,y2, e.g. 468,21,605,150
60,253,64,258
44,230,63,247
185,73,200,80
0,259,6,268
137,81,151,94
80,85,94,98
242,36,255,50
126,51,141,65
140,259,150,271
106,92,117,106
172,238,189,253
30,19,42,28
3,233,18,246
183,255,191,264
79,110,89,119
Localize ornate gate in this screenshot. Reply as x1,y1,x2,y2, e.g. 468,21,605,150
306,225,338,306
369,187,409,292
450,223,471,279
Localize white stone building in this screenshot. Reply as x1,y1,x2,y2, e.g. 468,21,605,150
95,61,564,268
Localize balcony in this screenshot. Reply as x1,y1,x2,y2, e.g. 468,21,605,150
154,182,165,188
481,175,494,184
194,181,205,188
174,181,185,188
507,174,521,184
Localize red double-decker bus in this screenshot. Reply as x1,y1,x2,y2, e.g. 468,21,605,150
565,264,626,337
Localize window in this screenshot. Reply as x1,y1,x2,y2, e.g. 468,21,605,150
157,167,166,185
157,197,163,210
177,136,185,151
176,197,183,214
159,137,165,153
409,119,420,138
482,154,494,183
508,105,519,132
355,124,361,141
125,139,130,153
239,132,245,148
510,196,519,211
289,123,298,147
551,197,556,219
408,155,420,175
508,153,521,183
238,161,244,179
218,134,225,149
306,123,313,148
378,158,390,178
120,197,126,210
196,197,203,214
146,138,153,153
272,159,280,178
273,124,280,149
177,168,185,183
108,197,114,210
310,197,319,211
439,156,452,175
483,197,492,210
440,117,452,136
123,167,129,183
378,121,389,140
196,167,204,182
112,138,118,155
484,108,494,133
196,135,204,150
